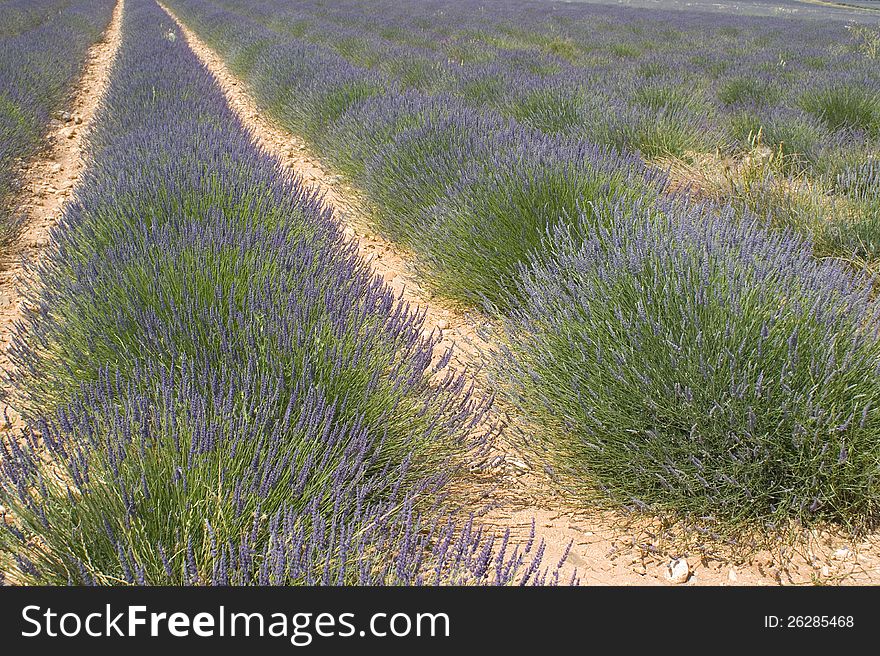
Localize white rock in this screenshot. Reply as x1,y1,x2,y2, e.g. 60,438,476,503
436,320,449,331
832,548,851,561
665,558,690,584
728,569,737,582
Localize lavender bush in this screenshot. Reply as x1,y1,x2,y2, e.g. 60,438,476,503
0,0,559,586
824,159,880,261
0,0,115,242
408,136,663,308
499,199,880,529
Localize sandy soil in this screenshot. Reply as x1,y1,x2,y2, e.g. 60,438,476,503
156,3,880,585
0,0,125,428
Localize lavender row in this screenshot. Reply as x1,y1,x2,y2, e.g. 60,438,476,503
0,0,116,240
0,0,558,585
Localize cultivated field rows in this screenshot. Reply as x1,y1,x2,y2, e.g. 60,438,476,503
1,0,880,585
160,2,880,585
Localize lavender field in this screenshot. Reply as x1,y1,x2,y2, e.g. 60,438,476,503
0,0,879,586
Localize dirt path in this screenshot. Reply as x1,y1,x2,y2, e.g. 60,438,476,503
0,0,125,428
160,2,880,586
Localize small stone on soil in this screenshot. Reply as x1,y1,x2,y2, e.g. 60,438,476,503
832,548,851,561
665,558,690,584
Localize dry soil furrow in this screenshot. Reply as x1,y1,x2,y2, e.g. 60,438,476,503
159,2,880,586
0,0,125,427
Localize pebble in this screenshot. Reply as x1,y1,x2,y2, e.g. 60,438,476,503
436,320,449,330
61,111,72,122
832,548,851,561
50,163,63,173
665,558,690,584
728,569,737,582
73,115,82,125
